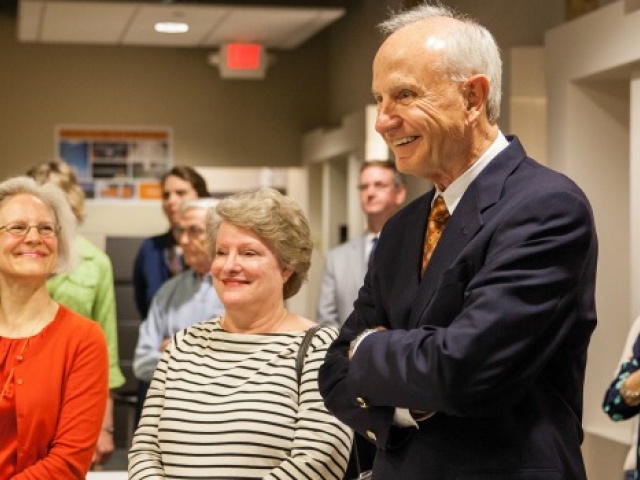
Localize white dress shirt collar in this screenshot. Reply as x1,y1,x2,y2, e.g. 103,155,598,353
436,132,509,214
364,232,378,263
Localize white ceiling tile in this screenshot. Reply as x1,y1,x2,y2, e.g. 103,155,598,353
278,9,345,49
17,0,345,50
203,6,343,49
40,1,138,44
124,5,232,47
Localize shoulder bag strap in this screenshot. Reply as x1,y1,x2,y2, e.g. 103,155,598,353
295,324,322,385
294,325,366,479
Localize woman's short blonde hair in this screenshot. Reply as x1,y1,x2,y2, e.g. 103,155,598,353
26,160,86,224
206,188,312,300
0,176,77,273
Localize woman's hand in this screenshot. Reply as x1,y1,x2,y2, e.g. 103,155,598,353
621,369,640,406
92,428,115,466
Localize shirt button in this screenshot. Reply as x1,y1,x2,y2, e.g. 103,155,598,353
16,378,24,385
366,430,377,441
356,397,369,409
16,355,24,362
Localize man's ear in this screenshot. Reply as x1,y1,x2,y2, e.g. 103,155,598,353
464,74,490,122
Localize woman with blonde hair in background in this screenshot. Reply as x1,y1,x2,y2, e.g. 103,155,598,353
27,160,124,466
129,188,352,479
0,176,108,478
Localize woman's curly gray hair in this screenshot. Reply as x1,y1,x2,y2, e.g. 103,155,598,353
206,188,312,300
0,176,77,272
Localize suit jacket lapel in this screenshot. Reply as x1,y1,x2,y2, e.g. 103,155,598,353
408,185,483,328
407,136,527,329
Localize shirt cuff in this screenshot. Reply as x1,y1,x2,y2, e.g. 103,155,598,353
393,408,418,428
350,329,377,356
393,408,435,428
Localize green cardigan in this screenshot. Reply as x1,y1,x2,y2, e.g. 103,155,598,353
47,235,125,389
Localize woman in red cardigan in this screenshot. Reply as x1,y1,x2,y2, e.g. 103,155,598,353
0,176,108,479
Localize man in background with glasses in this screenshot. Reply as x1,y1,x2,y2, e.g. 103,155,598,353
133,198,224,396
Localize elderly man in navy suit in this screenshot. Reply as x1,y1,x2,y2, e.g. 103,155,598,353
318,3,598,480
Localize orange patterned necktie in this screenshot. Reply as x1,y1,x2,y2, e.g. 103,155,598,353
421,196,450,275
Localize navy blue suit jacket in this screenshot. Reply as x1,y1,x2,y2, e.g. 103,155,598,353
319,137,598,479
133,230,179,319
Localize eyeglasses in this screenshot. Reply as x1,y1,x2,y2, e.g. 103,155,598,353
357,182,394,192
0,222,61,238
173,225,206,238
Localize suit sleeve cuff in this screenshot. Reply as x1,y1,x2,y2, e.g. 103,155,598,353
350,329,377,356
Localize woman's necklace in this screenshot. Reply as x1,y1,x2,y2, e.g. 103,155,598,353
0,319,45,401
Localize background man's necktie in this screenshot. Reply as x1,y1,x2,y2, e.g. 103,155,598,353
368,235,378,268
421,196,450,275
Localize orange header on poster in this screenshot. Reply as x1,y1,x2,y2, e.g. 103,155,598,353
58,129,169,141
139,182,162,200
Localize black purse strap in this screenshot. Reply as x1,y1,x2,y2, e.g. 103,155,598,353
295,325,322,384
294,325,365,479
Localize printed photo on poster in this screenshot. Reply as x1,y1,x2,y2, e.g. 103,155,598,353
56,126,172,201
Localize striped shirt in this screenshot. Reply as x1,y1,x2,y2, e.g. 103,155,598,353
129,318,353,479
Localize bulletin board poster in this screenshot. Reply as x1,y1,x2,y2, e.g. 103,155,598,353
55,126,172,201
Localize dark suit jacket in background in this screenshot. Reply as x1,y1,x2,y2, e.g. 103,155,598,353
318,136,598,480
133,230,179,319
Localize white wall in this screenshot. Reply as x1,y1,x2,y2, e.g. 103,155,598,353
546,1,640,476
510,47,547,165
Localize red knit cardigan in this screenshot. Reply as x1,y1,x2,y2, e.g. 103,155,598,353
1,305,108,479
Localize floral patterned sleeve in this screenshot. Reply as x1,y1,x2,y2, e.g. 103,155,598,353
603,333,640,421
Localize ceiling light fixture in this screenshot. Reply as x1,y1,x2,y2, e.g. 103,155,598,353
154,22,189,34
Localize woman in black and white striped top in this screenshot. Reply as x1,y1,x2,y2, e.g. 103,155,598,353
129,188,352,480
